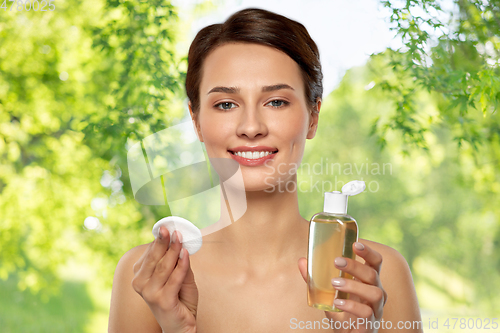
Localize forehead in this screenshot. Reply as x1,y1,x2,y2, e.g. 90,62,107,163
199,42,304,94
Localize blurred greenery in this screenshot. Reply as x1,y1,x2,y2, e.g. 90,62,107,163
0,0,499,331
0,272,94,333
376,0,500,154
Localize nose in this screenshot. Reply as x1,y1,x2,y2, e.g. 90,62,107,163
235,106,268,139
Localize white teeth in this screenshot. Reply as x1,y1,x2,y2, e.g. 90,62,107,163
232,151,275,159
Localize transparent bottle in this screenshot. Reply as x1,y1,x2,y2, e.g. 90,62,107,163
307,180,365,312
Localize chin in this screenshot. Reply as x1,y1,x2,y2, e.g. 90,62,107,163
238,172,292,192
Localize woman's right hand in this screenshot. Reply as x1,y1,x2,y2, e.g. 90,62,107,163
131,226,198,333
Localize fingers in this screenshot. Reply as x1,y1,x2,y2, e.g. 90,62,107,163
297,257,307,283
352,241,383,274
134,226,172,274
351,241,388,304
184,253,197,288
333,241,388,317
334,255,380,286
148,230,184,291
165,248,191,295
331,277,385,319
132,227,171,293
334,241,383,286
329,298,375,323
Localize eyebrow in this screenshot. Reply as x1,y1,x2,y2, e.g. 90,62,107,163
207,84,295,95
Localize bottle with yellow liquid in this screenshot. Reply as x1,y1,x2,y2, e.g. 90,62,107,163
307,180,366,312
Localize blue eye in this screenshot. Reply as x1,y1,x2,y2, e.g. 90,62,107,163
214,99,289,110
267,99,289,108
214,102,237,110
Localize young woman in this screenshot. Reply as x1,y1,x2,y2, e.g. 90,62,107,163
108,8,423,333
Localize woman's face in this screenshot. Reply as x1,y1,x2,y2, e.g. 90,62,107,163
190,42,320,192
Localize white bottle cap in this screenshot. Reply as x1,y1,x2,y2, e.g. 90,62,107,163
323,180,366,215
324,191,347,214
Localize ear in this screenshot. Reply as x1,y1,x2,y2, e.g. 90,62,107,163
306,98,321,140
188,101,204,143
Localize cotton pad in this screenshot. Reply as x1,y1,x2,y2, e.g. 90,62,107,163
152,216,203,255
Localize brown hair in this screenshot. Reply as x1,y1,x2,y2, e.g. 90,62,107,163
185,7,323,117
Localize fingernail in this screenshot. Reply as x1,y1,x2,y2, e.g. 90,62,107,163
335,257,347,267
334,299,345,306
158,227,164,239
172,231,177,244
354,242,364,250
177,231,183,244
179,248,185,259
331,278,345,287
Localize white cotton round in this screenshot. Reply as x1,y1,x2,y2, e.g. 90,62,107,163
152,216,203,255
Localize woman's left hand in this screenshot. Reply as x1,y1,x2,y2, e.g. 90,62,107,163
298,241,388,333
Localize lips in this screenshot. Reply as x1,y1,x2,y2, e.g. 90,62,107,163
228,145,278,152
227,146,278,166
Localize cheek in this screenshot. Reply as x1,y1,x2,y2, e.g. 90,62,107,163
198,113,232,153
273,112,309,146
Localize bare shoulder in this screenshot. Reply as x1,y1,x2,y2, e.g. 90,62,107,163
358,238,423,332
357,238,414,288
358,238,409,269
121,243,151,264
108,242,162,333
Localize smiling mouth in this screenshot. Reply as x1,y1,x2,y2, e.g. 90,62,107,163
227,149,278,160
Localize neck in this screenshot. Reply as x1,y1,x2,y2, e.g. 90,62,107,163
202,173,310,273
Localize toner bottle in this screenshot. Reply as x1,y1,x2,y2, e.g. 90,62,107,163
307,180,366,312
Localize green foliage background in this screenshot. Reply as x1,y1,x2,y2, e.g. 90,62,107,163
0,0,498,331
